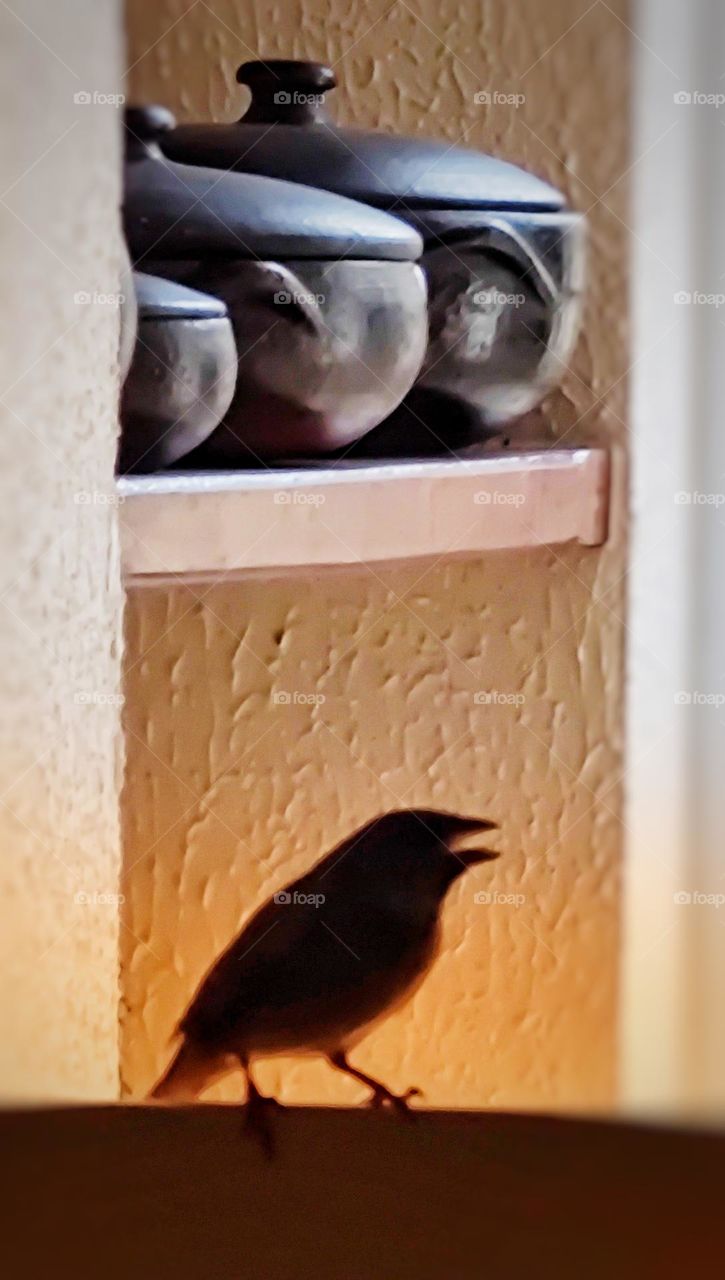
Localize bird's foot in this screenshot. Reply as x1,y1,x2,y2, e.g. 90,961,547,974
367,1084,422,1117
326,1051,421,1119
242,1086,283,1159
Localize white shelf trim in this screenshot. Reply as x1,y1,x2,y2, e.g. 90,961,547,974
118,448,609,585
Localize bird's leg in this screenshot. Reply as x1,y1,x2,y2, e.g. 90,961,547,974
328,1051,421,1115
239,1059,282,1158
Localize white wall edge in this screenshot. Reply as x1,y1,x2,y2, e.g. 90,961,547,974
624,0,725,1115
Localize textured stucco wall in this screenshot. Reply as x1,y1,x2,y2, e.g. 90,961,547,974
0,2,126,1098
122,0,629,1107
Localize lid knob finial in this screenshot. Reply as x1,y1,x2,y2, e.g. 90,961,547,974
236,60,336,125
125,104,176,157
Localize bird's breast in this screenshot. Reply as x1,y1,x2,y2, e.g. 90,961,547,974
240,911,441,1057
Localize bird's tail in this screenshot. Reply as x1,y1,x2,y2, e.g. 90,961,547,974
150,1038,217,1102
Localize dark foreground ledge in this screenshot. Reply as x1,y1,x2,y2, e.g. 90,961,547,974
1,1105,723,1279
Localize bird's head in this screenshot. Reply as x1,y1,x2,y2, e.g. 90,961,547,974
322,808,500,911
392,808,500,884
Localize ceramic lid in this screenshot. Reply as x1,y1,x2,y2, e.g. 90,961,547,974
133,271,229,320
162,61,565,214
123,104,423,263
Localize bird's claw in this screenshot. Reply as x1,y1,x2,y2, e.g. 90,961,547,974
242,1089,283,1159
368,1084,421,1117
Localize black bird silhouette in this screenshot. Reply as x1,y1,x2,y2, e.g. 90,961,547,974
151,808,499,1115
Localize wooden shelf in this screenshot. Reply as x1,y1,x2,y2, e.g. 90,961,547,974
118,448,609,586
1,1105,722,1278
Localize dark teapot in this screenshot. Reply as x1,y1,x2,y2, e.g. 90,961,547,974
123,105,427,462
163,61,585,454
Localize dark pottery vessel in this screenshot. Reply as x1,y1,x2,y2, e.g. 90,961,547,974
118,241,138,383
163,62,585,449
124,105,427,461
118,271,237,474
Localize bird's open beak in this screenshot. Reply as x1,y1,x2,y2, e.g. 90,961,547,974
447,816,499,837
456,847,501,867
447,817,500,866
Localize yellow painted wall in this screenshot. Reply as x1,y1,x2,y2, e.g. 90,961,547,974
122,0,629,1107
0,1,126,1098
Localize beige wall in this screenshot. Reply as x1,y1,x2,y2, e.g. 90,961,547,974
0,2,126,1098
122,0,629,1107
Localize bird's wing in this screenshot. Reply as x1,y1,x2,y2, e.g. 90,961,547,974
175,834,369,1045
178,886,329,1044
